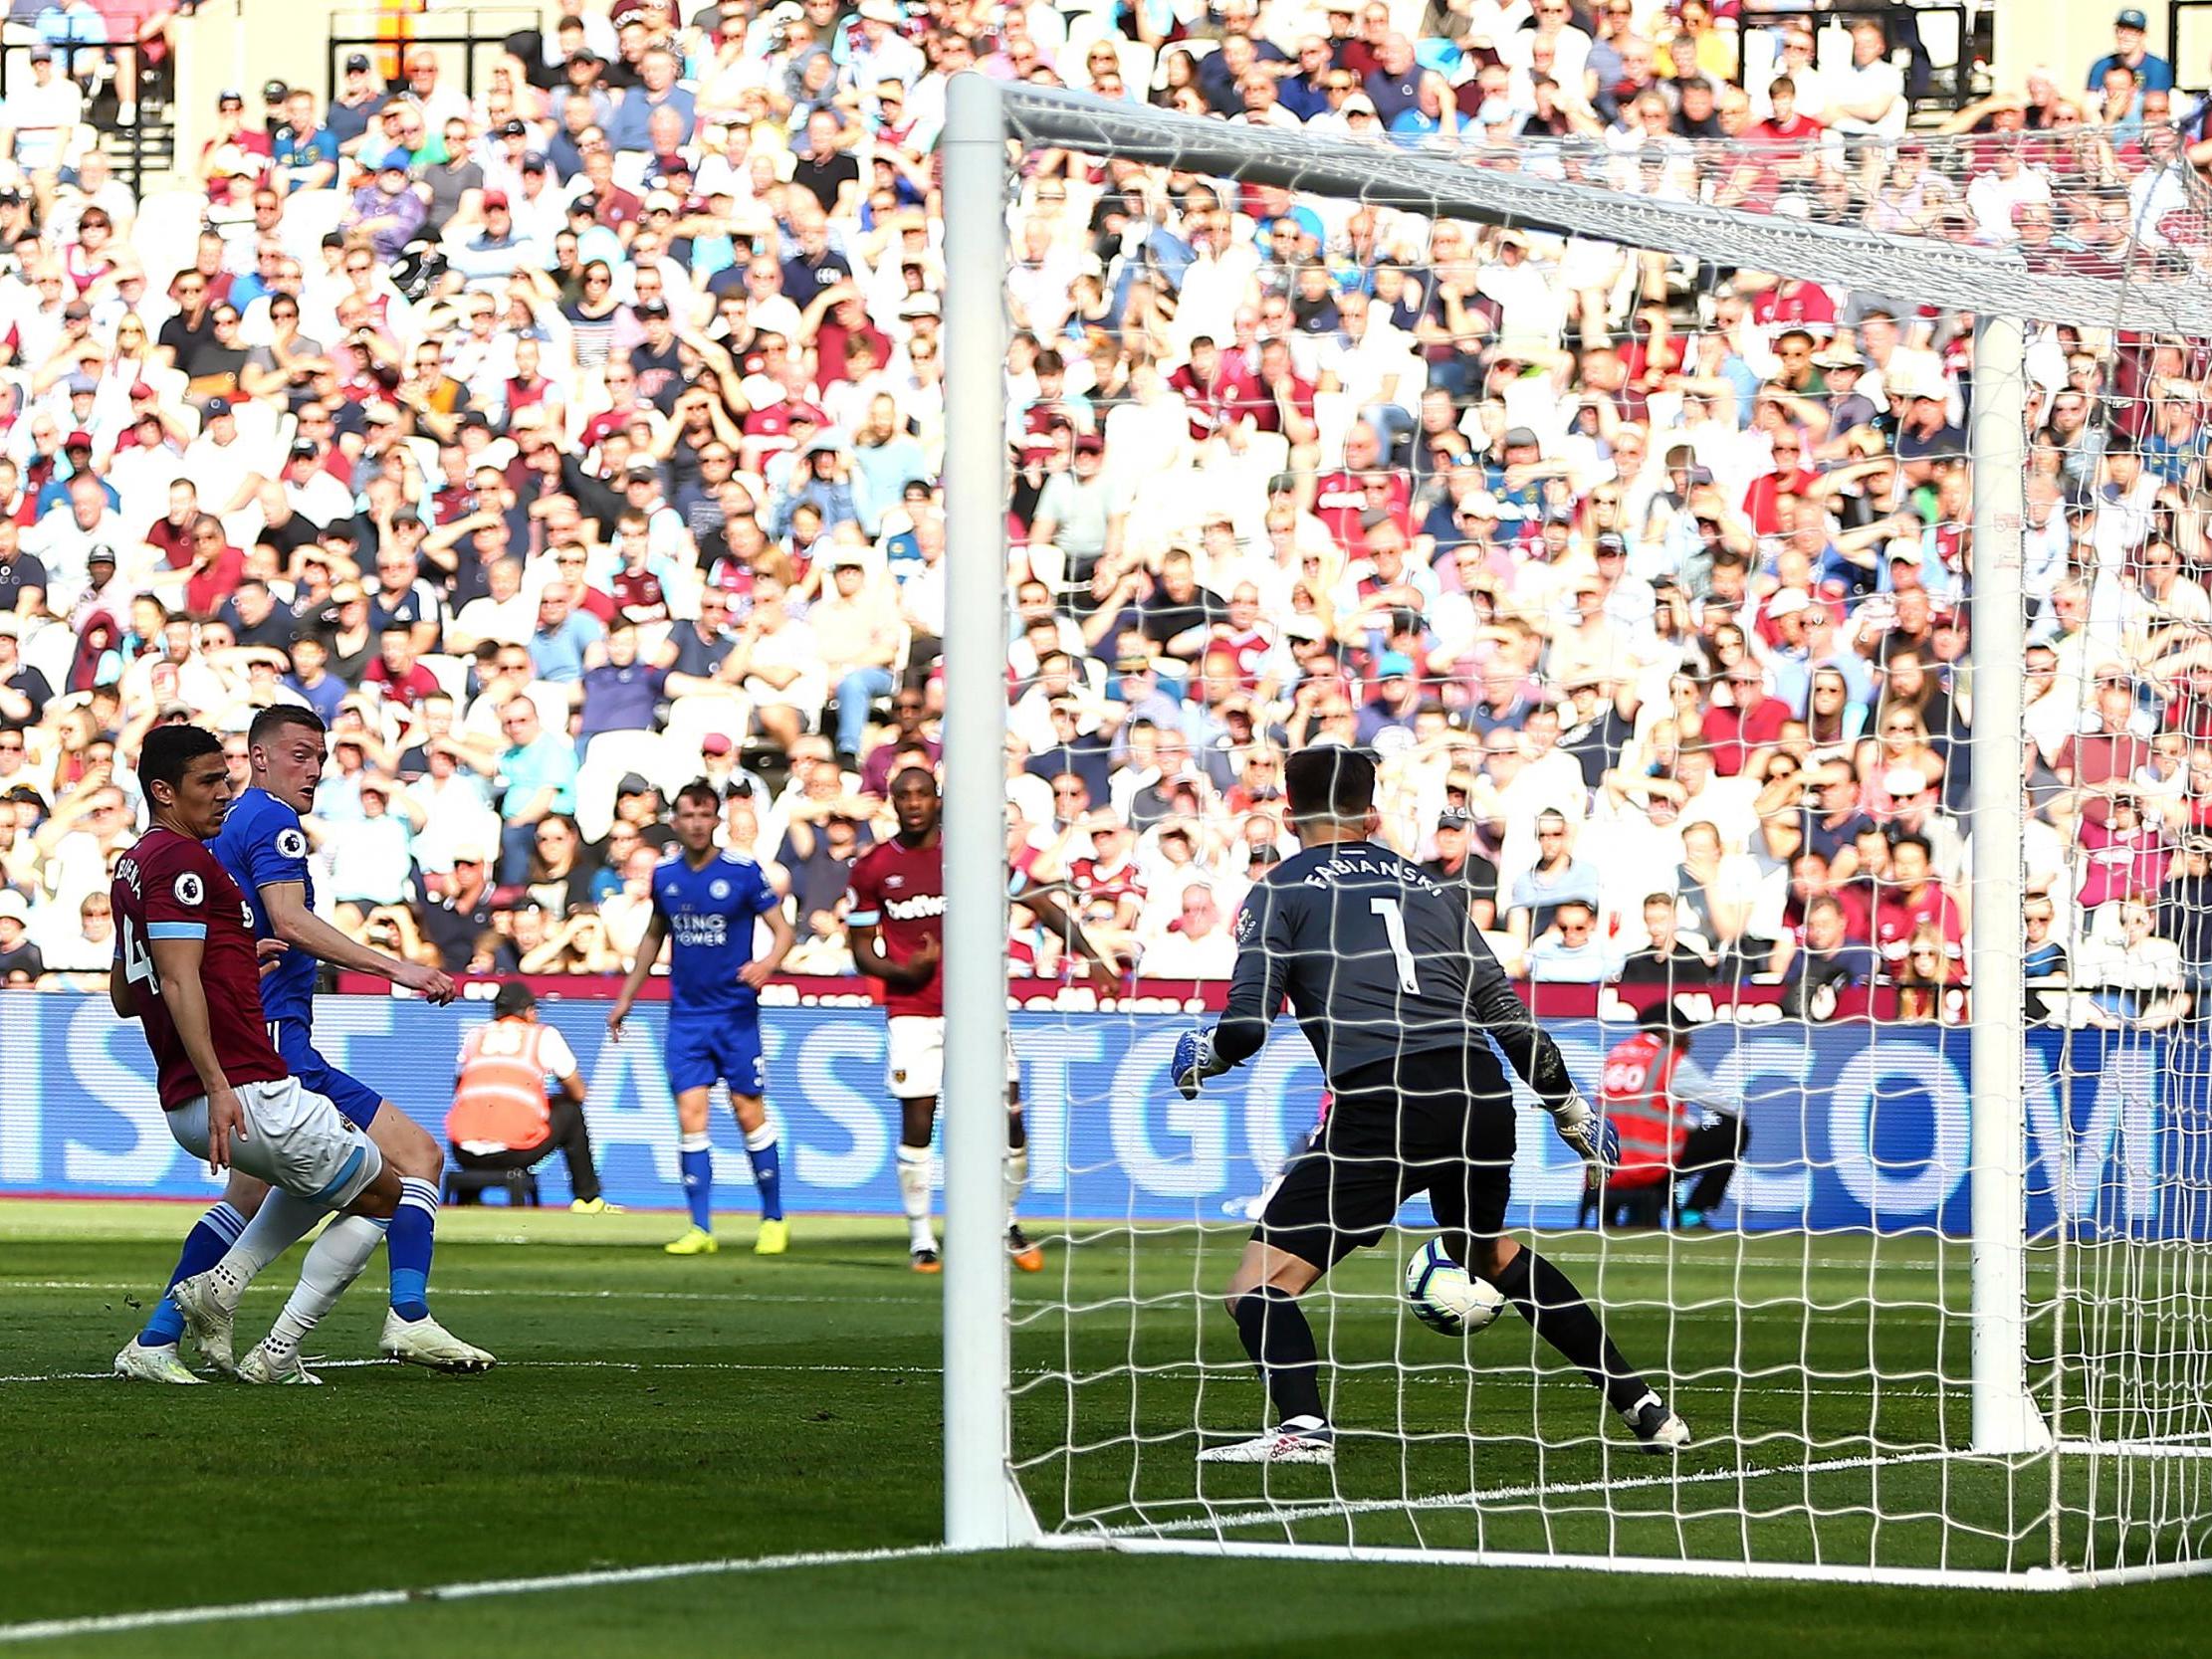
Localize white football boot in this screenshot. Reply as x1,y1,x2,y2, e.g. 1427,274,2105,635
112,1339,204,1384
238,1342,322,1385
1197,1416,1336,1466
379,1311,496,1373
169,1270,240,1377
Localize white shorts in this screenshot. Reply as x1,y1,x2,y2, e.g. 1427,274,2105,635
167,1078,384,1210
886,1015,1019,1103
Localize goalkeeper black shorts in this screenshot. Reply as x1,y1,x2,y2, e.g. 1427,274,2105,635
1254,1048,1517,1271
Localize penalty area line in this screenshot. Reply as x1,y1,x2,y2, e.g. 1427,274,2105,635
0,1545,948,1646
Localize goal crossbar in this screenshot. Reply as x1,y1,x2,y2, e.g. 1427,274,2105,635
995,85,2212,336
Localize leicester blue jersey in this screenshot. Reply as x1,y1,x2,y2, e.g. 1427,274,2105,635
211,785,317,1027
654,849,778,1019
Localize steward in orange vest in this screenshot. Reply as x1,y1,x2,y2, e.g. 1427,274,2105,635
447,982,609,1209
1594,1004,1750,1230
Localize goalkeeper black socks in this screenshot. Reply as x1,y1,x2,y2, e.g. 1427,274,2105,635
1231,1286,1326,1425
1492,1248,1650,1416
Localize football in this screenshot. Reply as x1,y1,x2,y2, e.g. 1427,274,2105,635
1404,1237,1506,1337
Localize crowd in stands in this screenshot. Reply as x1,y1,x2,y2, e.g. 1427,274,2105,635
0,0,2200,1026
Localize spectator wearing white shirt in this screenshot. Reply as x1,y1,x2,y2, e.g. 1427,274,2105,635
1138,883,1238,979
321,771,421,908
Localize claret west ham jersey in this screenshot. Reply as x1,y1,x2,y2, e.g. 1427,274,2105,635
111,828,288,1111
846,835,948,1019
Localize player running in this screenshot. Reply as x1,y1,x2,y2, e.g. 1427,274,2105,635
116,708,492,1384
1174,748,1689,1465
846,767,1118,1273
607,780,796,1256
109,725,413,1384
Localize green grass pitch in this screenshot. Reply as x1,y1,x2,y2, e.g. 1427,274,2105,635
2,1198,2207,1656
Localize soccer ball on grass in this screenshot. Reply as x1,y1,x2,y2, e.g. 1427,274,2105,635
1404,1236,1506,1337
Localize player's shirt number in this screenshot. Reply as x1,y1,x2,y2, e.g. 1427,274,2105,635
1370,899,1419,993
119,915,155,991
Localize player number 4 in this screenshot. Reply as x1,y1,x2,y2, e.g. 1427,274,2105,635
1370,899,1418,993
119,915,156,991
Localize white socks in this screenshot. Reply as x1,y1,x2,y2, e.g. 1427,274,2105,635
896,1144,1027,1243
262,1216,389,1358
211,1191,329,1311
896,1142,934,1250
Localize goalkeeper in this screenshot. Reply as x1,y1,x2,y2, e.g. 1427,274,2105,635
1175,747,1689,1466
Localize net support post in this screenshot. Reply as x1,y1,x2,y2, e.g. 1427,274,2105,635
1966,312,2051,1457
940,69,1034,1551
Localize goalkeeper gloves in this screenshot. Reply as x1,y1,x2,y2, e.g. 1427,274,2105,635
1551,1089,1620,1171
1172,1029,1233,1101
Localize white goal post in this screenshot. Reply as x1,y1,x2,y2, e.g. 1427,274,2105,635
938,71,2212,1585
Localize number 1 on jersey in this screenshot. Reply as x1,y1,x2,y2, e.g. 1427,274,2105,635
1370,899,1419,992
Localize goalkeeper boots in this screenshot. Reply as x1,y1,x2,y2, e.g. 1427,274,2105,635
1006,1224,1044,1273
1198,1416,1335,1466
112,1339,204,1384
1624,1392,1691,1453
910,1244,943,1274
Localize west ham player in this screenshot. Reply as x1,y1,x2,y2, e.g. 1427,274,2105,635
119,707,492,1382
109,725,408,1385
608,780,796,1255
1174,748,1689,1464
847,767,1118,1272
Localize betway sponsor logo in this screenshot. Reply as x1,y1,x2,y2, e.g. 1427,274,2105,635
885,894,948,922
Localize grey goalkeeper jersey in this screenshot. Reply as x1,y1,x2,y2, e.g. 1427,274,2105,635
1214,838,1580,1110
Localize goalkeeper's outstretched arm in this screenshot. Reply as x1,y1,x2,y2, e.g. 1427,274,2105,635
1176,885,1289,1098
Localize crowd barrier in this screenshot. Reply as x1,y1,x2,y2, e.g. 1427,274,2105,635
1,992,2205,1238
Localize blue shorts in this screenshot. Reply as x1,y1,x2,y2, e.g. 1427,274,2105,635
666,1014,766,1099
270,1018,386,1131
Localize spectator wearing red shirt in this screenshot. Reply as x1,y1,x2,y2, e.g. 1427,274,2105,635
1872,834,1964,968
1702,661,1791,775
144,480,200,570
363,626,443,708
1747,275,1839,330
1168,334,1237,445
1741,429,1818,535
2054,669,2153,826
2076,791,2170,912
1311,421,1409,552
1068,813,1145,939
1723,76,1827,207
181,514,243,620
1223,336,1318,453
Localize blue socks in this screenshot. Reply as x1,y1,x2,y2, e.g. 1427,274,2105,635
388,1177,439,1323
745,1125,782,1222
680,1133,714,1232
139,1200,245,1348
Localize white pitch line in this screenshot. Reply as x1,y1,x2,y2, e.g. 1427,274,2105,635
1087,1445,1971,1540
0,1544,948,1647
4,1280,922,1308
0,1356,944,1384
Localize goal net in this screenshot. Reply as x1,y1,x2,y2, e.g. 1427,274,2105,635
937,74,2212,1588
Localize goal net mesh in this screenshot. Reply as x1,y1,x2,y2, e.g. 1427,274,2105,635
970,82,2212,1584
